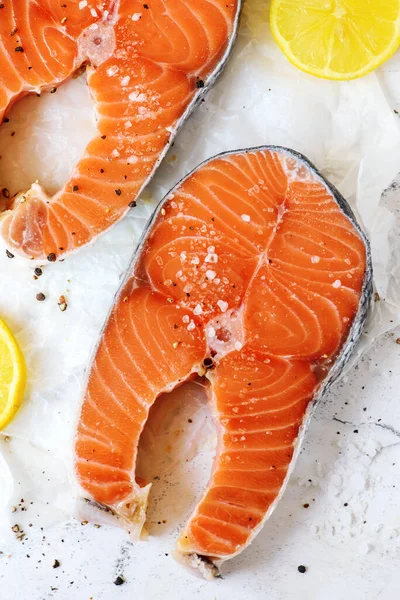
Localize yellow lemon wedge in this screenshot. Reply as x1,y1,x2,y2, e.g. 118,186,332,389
270,0,400,80
0,319,26,430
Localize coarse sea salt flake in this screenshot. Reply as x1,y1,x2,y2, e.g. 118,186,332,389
127,155,138,164
124,121,132,129
90,7,97,17
241,214,250,222
234,342,243,351
79,0,87,9
182,315,190,324
193,304,203,315
131,12,142,20
332,279,341,288
129,91,146,102
187,321,195,331
311,255,320,264
111,149,120,158
107,65,119,77
217,300,228,313
191,256,200,265
121,76,131,87
205,253,218,264
206,270,216,280
207,326,216,338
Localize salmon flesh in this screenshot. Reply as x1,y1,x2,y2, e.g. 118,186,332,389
0,0,241,259
74,146,372,577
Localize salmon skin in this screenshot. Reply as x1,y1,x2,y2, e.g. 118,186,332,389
74,146,372,578
0,0,241,260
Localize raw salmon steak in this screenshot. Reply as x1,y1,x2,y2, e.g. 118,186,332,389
0,0,241,260
74,147,372,577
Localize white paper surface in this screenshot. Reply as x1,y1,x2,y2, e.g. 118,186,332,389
0,0,400,562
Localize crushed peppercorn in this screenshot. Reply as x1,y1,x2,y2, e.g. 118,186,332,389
58,295,67,312
298,565,307,574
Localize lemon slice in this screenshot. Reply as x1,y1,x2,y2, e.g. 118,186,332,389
0,319,26,430
270,0,400,80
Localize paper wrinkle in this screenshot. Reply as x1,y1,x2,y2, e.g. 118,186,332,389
0,1,400,539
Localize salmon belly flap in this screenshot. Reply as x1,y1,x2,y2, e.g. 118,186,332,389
74,147,371,573
0,0,241,259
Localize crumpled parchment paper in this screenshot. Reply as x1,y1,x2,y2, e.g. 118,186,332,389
0,0,399,541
